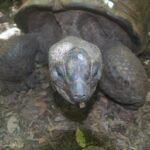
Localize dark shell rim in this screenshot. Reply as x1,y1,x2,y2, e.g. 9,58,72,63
14,4,142,54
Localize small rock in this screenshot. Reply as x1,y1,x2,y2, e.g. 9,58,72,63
54,115,66,122
41,82,49,89
7,115,20,134
9,138,24,149
26,89,34,96
38,137,46,144
39,91,47,97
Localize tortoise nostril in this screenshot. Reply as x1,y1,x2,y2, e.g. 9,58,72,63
73,94,87,101
75,95,86,98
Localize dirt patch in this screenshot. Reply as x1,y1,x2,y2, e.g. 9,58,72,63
0,65,149,150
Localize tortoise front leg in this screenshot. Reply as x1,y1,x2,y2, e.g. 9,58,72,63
99,41,147,109
0,10,62,82
15,10,62,65
0,34,39,82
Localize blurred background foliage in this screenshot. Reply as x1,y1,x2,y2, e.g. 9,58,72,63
0,0,22,11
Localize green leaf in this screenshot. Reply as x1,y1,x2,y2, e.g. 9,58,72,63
75,128,86,148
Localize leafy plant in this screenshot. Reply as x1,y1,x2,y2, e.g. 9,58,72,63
75,128,87,148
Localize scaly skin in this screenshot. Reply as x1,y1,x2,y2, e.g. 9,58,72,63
100,41,147,109
0,35,37,82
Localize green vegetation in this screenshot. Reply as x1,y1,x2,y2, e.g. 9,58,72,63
0,0,22,11
76,128,86,148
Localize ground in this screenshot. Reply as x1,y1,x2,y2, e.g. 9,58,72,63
0,5,150,150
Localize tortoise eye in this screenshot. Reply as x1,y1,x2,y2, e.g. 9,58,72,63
56,66,64,78
92,65,99,77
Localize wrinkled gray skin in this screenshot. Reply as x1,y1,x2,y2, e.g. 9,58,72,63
0,9,147,108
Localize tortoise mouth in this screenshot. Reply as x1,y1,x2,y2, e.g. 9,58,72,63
54,80,98,105
73,95,87,101
56,86,90,104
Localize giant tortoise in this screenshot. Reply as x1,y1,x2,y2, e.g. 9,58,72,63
0,0,149,109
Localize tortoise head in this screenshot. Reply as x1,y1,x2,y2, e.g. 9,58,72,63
49,36,103,105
